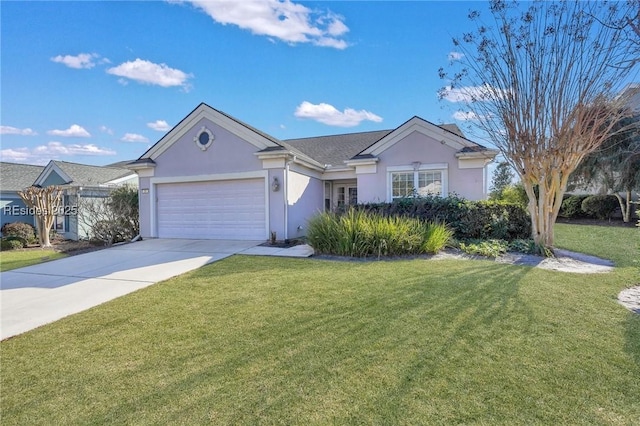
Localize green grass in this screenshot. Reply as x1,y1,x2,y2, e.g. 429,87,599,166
0,249,67,272
1,225,639,424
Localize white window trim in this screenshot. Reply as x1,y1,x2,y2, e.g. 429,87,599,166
387,163,448,201
335,184,358,208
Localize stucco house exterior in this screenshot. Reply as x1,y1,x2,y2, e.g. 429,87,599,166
1,160,138,240
130,103,498,241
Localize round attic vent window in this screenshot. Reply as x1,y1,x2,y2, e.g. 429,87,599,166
194,126,214,151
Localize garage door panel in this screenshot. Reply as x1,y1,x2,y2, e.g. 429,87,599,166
156,179,266,240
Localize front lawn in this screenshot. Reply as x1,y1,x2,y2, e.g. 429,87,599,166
0,249,67,272
1,224,639,424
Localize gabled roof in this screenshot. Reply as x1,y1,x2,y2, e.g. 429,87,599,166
284,129,392,167
357,116,493,159
0,162,45,192
133,103,496,171
136,103,282,162
34,160,134,187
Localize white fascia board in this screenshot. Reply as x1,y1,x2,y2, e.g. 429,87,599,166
105,173,138,186
34,161,72,186
289,162,323,180
344,157,379,167
321,169,357,180
256,151,325,172
455,149,499,159
144,104,280,160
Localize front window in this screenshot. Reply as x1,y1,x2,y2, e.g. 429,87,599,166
53,215,65,232
390,169,445,199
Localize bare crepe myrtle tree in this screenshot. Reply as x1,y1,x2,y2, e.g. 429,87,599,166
77,185,139,246
18,186,63,248
439,0,637,252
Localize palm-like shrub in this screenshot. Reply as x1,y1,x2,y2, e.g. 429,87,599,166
307,210,452,258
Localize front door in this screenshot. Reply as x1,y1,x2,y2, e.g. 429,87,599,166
336,185,358,208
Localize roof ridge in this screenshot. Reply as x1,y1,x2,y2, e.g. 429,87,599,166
284,128,392,142
53,160,130,170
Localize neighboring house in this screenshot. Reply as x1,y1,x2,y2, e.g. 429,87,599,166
129,103,498,241
618,82,640,112
0,162,45,229
0,160,138,240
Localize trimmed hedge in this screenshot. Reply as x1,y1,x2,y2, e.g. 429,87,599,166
560,195,591,218
357,195,531,241
1,221,36,243
581,195,619,220
1,239,24,251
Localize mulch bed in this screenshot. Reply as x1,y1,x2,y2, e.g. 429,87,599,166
21,240,109,256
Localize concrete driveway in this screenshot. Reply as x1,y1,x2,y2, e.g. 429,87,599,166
0,239,260,340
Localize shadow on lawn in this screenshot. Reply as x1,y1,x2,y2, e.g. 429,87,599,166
625,312,640,367
63,257,538,423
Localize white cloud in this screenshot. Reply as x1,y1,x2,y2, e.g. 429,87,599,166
47,124,91,138
107,59,192,89
448,51,464,61
441,85,509,103
452,111,480,121
51,53,107,69
121,133,149,143
185,0,349,49
99,125,114,135
1,142,116,164
147,120,171,132
294,101,383,127
0,126,38,136
34,142,115,156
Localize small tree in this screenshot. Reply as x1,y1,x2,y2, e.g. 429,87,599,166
77,186,139,245
18,186,63,248
489,161,514,200
439,0,636,251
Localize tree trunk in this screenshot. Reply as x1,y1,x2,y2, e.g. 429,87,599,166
36,217,52,248
523,175,566,255
619,190,632,223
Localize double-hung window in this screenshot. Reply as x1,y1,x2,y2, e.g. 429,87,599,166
389,164,447,200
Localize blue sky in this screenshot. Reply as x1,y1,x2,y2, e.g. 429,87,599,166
1,0,495,166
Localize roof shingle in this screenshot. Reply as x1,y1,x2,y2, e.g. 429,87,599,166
0,162,45,192
51,161,133,186
284,129,392,167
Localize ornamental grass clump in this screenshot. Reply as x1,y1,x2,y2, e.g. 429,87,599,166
307,210,452,258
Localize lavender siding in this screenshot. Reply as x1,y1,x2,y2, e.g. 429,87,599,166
286,169,323,239
357,131,488,202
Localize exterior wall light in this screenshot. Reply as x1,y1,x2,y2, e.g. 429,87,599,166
271,177,280,192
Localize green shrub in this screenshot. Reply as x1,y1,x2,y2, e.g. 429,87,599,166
508,239,537,254
1,222,36,243
500,183,528,209
459,239,508,257
307,210,452,258
359,196,530,241
1,239,24,251
3,236,27,248
581,195,619,220
560,195,591,218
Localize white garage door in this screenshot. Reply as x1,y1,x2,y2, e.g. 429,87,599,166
156,178,266,240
